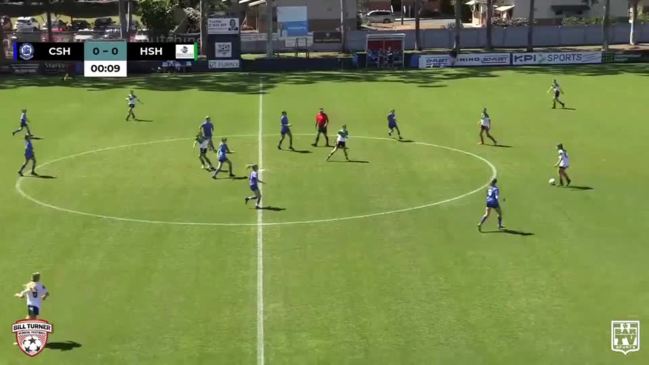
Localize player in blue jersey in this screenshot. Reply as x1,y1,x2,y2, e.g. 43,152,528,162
193,134,215,171
12,109,32,136
212,138,235,179
199,116,215,151
277,111,294,150
326,125,350,161
18,134,38,176
387,109,402,139
125,90,142,121
477,178,504,232
245,164,264,209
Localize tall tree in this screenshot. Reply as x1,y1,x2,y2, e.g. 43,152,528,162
629,0,639,45
602,0,610,51
119,0,127,39
414,0,421,51
485,0,493,50
45,0,53,42
453,0,462,54
526,0,535,51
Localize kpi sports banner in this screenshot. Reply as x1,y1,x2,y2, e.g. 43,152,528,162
511,52,602,65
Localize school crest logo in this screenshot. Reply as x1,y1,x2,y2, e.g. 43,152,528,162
611,320,640,355
18,43,35,61
12,319,53,357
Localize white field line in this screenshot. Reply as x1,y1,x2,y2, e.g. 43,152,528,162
256,78,265,365
15,134,496,227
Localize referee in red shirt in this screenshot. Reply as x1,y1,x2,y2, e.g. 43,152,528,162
313,108,330,147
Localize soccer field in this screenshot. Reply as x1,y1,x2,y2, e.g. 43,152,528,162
1,65,648,364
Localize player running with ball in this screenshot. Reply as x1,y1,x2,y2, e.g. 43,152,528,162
326,125,350,161
478,178,504,232
554,143,572,186
125,90,142,121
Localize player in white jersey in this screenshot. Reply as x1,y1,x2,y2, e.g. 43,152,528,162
194,134,215,171
15,272,49,320
554,143,572,186
326,125,350,161
478,108,498,145
547,80,565,109
125,90,142,121
12,109,32,136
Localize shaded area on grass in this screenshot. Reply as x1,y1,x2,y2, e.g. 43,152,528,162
45,341,82,351
1,65,648,94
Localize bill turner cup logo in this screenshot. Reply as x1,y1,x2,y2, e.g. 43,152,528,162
12,319,53,357
611,320,640,355
19,43,35,61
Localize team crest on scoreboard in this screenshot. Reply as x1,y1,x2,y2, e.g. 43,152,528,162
18,43,35,61
611,320,640,355
12,319,53,357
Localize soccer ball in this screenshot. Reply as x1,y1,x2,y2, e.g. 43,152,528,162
22,336,42,353
549,178,556,185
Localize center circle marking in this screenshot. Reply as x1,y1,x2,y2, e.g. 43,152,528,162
15,135,497,226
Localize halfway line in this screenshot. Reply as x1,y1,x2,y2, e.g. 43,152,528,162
256,78,265,365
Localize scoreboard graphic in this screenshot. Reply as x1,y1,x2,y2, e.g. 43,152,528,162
13,41,199,77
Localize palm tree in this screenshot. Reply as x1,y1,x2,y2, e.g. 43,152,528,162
629,0,639,45
415,0,422,51
526,0,535,51
602,0,610,51
485,0,493,50
453,0,462,54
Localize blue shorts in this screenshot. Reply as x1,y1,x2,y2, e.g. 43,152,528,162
250,185,258,192
281,127,290,135
218,156,228,163
486,200,499,209
20,121,28,128
25,153,34,159
27,305,39,316
388,121,397,129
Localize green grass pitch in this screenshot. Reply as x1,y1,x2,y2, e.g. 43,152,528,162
1,65,648,364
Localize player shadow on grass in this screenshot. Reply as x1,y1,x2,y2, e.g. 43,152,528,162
45,341,82,351
26,174,56,179
565,185,593,191
290,149,312,154
397,139,415,143
484,229,534,236
132,119,154,122
258,206,286,211
492,144,512,148
557,107,577,111
328,160,370,163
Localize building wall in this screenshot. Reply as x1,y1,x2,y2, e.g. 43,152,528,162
275,0,357,31
511,0,630,21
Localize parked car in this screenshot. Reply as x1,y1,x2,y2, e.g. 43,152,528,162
14,17,40,32
364,10,395,24
70,19,91,31
94,17,114,29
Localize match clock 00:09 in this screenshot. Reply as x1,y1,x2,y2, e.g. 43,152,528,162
84,60,127,77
